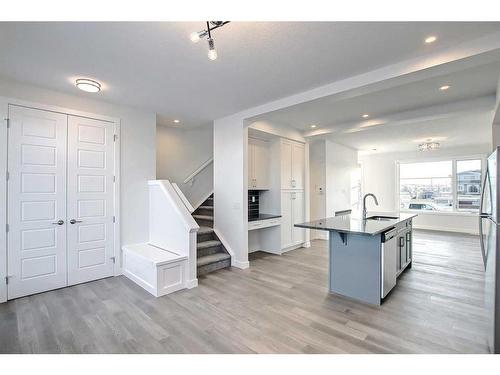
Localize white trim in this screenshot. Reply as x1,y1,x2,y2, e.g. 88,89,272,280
113,120,122,276
183,157,213,184
191,189,214,211
0,96,121,302
0,99,7,303
172,182,195,213
185,278,198,289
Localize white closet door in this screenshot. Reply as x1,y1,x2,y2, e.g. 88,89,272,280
67,115,115,285
7,105,68,299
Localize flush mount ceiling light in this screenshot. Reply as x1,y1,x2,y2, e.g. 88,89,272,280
418,141,440,151
173,119,180,124
425,35,437,44
362,114,369,118
75,78,101,93
190,21,230,61
310,124,317,128
439,85,451,91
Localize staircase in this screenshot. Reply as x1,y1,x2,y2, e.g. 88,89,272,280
193,194,231,275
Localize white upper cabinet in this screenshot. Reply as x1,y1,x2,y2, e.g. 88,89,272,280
248,138,270,190
281,139,305,190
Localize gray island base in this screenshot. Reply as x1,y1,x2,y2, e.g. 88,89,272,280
295,211,417,305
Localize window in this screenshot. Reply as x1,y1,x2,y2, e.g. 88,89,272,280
399,158,483,213
457,159,481,211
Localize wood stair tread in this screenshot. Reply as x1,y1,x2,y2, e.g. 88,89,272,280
198,205,213,210
197,240,222,249
197,253,231,267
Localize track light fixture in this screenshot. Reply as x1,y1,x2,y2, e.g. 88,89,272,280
190,21,230,61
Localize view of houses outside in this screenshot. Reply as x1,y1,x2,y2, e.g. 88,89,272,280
399,159,481,212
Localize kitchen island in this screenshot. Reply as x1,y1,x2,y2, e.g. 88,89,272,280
295,211,417,305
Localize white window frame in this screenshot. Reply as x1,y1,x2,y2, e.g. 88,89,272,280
396,154,486,216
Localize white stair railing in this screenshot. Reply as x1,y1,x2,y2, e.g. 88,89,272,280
183,157,213,185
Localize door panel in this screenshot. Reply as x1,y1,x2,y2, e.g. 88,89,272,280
7,105,68,299
67,116,115,285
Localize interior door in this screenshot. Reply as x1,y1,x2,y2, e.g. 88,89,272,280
67,115,115,285
7,105,68,299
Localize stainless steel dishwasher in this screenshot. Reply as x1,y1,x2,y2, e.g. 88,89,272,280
381,227,398,298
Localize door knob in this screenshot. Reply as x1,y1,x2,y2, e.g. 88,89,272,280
70,219,83,224
52,220,64,225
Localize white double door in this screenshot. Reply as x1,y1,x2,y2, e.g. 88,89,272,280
7,105,116,299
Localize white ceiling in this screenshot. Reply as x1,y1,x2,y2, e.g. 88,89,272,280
1,22,500,128
249,58,500,154
325,111,494,155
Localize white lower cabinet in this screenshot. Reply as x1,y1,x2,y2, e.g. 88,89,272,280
281,190,305,249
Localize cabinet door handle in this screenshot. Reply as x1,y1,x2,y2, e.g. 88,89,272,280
399,237,404,247
70,219,83,224
52,220,64,225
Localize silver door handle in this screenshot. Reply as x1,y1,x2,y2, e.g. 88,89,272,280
52,220,64,225
70,219,83,224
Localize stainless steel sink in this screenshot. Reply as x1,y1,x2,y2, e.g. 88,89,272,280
366,215,398,221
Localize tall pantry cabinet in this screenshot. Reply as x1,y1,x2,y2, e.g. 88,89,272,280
280,139,306,250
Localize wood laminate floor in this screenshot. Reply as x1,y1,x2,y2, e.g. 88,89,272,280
0,230,489,353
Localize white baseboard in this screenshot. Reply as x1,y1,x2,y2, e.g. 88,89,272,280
303,241,311,248
231,259,249,269
413,224,478,235
186,278,198,289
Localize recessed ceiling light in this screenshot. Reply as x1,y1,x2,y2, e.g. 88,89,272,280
439,85,450,91
173,119,180,124
75,78,101,93
362,114,369,118
310,124,317,128
425,36,437,44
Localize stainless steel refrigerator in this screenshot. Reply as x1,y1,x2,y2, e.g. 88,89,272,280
479,147,500,354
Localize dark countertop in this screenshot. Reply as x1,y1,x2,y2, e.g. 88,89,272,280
248,214,282,222
295,211,417,236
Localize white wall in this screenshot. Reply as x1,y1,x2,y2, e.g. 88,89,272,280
156,125,213,207
0,78,156,248
309,140,358,240
359,144,490,234
325,141,358,217
213,116,249,269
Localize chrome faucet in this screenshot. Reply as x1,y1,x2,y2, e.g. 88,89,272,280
362,193,379,220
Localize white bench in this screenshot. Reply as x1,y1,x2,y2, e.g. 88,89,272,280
122,243,188,297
